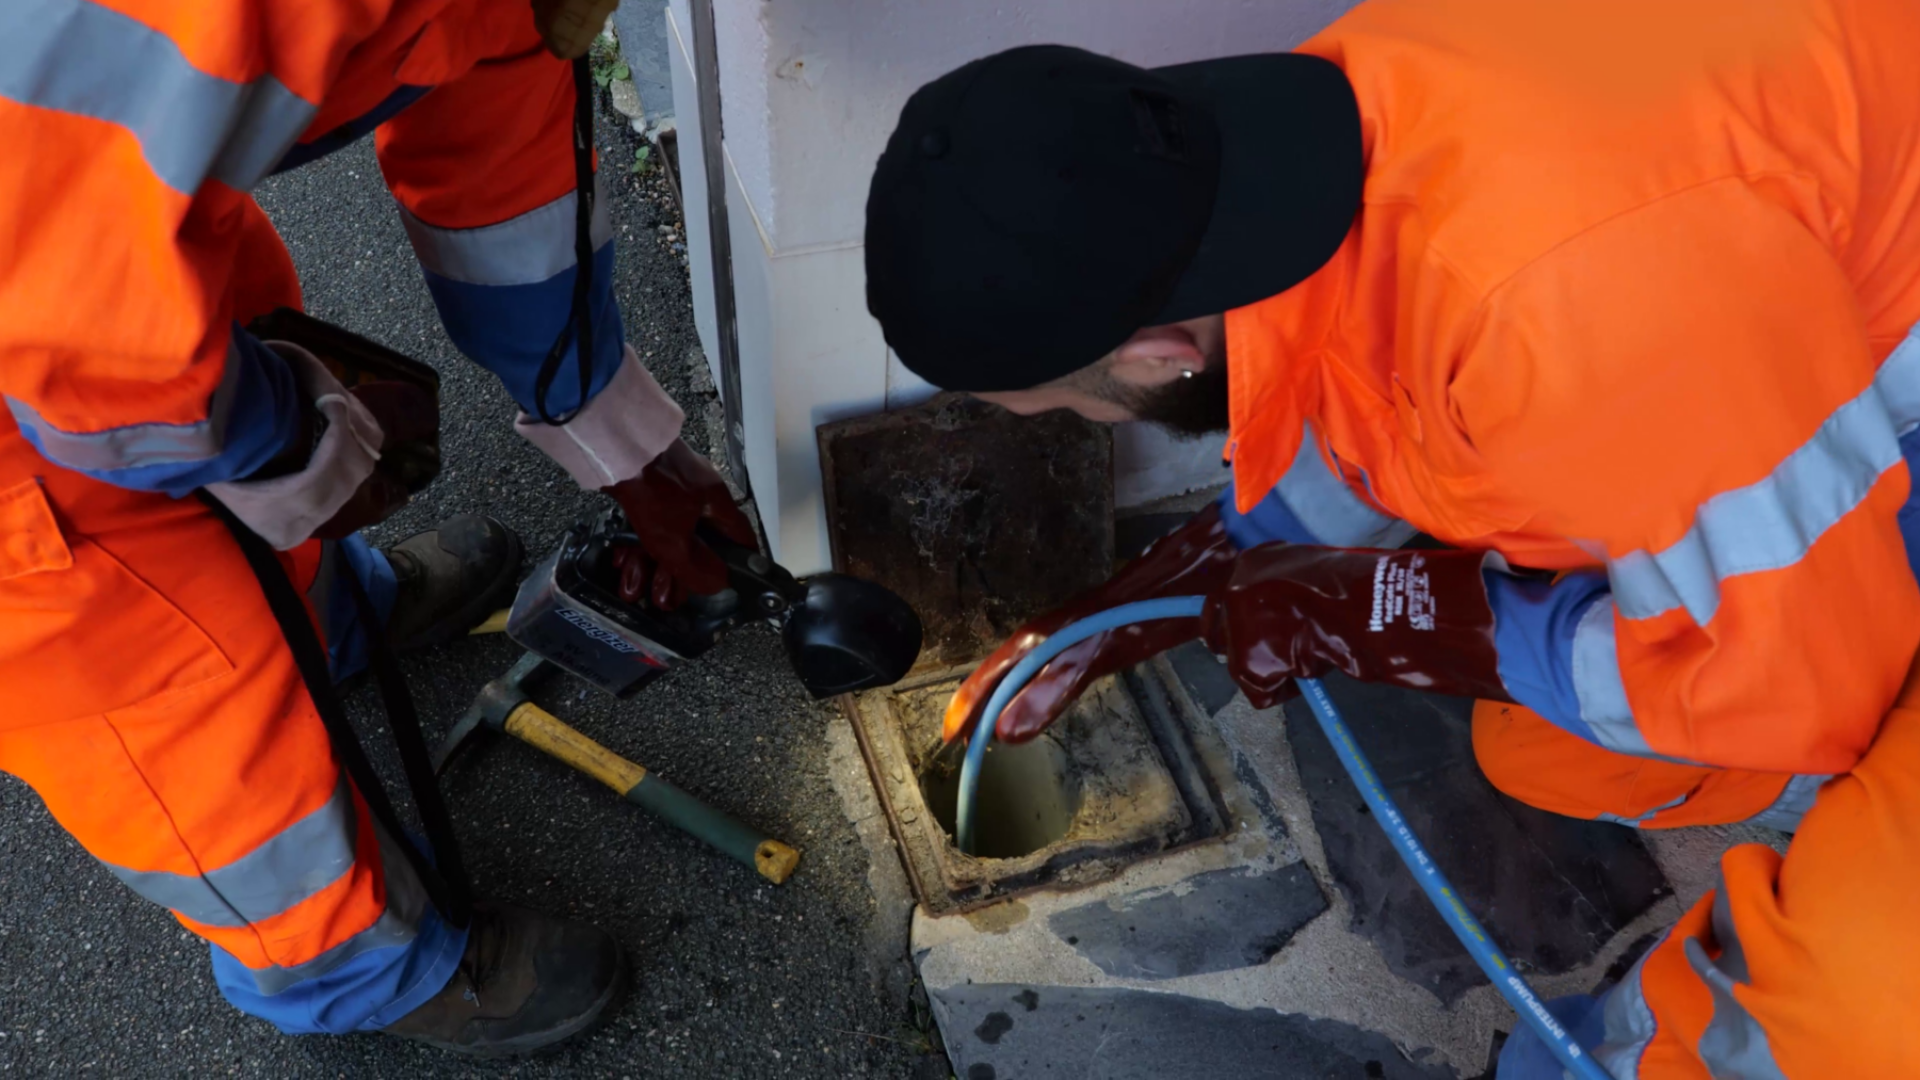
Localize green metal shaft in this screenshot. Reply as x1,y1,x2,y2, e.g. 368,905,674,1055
623,774,799,884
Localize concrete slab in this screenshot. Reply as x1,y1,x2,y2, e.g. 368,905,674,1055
847,666,1223,915
1283,678,1670,1003
909,650,1787,1078
1049,864,1327,980
612,2,675,126
936,984,1455,1080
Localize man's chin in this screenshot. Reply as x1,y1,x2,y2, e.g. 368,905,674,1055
1127,365,1232,439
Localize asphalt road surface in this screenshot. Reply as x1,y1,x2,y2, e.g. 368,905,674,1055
0,105,940,1079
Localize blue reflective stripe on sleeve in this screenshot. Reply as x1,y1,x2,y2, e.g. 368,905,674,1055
0,0,316,194
7,329,302,494
1609,332,1920,626
1271,423,1417,548
421,240,624,416
1486,569,1610,742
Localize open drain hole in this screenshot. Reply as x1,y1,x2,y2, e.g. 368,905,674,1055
919,738,1081,859
847,668,1230,913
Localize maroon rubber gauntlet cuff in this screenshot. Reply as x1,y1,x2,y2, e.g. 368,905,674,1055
944,503,1241,744
1199,545,1510,709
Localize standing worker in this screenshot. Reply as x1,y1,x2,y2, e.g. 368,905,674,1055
865,1,1920,1075
0,0,754,1057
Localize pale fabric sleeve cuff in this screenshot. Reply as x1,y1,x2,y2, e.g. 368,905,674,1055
514,344,685,488
205,342,383,550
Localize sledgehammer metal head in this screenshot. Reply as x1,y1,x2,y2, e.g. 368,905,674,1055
431,652,556,774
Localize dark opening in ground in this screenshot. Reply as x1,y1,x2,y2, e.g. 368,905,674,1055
919,737,1081,859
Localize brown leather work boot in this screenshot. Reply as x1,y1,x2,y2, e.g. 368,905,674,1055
382,514,523,653
382,902,627,1058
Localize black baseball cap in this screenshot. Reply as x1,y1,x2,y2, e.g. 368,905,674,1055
865,45,1362,392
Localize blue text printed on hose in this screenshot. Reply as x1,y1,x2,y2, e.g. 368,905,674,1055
557,608,645,656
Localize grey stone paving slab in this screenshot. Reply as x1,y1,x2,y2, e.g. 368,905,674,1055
612,2,674,126
1167,639,1242,718
935,983,1456,1080
1282,675,1671,1003
1049,863,1327,980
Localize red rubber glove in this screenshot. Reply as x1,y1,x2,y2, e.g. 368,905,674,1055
603,439,759,609
943,504,1238,745
1199,545,1511,709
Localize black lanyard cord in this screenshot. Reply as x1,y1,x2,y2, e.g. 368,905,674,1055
531,54,599,426
203,493,473,929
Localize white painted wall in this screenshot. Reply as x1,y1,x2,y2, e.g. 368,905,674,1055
667,0,1362,573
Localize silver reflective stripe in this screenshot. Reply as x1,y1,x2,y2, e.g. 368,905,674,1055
399,172,615,287
0,0,316,194
5,336,243,472
1610,333,1920,625
105,778,358,928
1744,772,1831,833
1595,931,1666,1080
1569,597,1662,757
1597,791,1688,828
241,823,430,995
1686,883,1789,1079
107,866,242,929
1275,423,1418,548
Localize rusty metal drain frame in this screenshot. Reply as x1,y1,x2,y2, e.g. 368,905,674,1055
843,660,1234,916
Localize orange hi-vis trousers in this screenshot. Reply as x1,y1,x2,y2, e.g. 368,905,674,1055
0,0,604,1035
1473,703,1817,832
1478,684,1920,1077
0,461,459,1033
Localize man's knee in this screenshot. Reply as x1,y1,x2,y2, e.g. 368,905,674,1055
1470,700,1791,828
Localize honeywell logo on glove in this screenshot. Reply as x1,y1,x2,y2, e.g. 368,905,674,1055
1369,555,1437,632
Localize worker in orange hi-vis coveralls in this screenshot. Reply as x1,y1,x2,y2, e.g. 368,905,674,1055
865,0,1920,1075
0,0,754,1057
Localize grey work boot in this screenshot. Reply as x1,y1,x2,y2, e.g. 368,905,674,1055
382,514,523,653
382,902,628,1058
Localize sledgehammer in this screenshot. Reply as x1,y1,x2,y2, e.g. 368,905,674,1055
433,651,800,884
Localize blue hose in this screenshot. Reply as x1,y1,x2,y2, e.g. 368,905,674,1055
955,600,1615,1080
957,597,1206,854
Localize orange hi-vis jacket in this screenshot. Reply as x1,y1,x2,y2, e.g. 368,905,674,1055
0,0,627,497
0,0,632,1034
1224,0,1920,776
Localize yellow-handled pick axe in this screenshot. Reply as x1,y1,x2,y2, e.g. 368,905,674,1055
433,651,799,884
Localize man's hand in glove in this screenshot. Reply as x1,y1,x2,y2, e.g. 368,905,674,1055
603,439,758,610
309,380,438,539
943,504,1238,746
1199,545,1511,708
207,341,437,550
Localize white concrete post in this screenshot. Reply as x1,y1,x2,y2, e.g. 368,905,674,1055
666,0,1363,574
